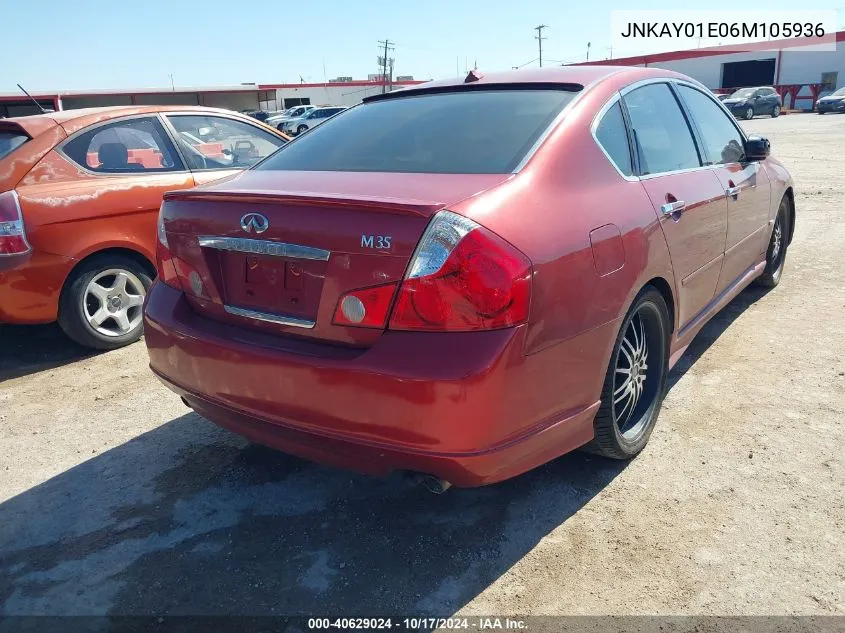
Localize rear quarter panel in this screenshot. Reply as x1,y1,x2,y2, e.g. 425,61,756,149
455,81,677,353
17,149,195,268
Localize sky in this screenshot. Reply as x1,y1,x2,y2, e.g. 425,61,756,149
2,0,845,93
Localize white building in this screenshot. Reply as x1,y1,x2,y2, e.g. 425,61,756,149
574,31,845,109
0,79,425,118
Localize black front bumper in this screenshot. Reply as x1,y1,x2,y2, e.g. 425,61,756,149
817,100,845,113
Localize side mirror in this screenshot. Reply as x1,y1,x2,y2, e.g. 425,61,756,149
745,136,770,161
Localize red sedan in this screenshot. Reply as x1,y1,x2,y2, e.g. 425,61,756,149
144,66,794,488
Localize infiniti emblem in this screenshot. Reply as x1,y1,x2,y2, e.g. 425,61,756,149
240,212,269,234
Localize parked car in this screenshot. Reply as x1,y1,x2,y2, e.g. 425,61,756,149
0,106,289,349
281,106,346,135
145,66,793,488
816,87,845,113
265,105,316,130
722,86,781,119
241,109,270,122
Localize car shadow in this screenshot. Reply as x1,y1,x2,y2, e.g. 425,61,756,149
0,286,771,619
0,324,100,382
0,411,627,617
667,284,772,391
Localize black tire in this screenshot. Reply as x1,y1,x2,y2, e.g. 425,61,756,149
771,104,780,118
296,124,308,135
745,106,754,120
755,197,790,288
586,287,670,460
58,254,152,350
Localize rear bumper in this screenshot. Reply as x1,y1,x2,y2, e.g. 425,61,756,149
143,282,603,486
0,251,72,324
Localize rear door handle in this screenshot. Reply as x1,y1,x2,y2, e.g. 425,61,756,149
726,186,741,197
660,200,686,216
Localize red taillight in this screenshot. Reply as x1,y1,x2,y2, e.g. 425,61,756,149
155,207,181,290
0,191,30,256
333,282,398,328
389,211,531,332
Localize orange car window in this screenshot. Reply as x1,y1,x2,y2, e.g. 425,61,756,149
63,116,182,174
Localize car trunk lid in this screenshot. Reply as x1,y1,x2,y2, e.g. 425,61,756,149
161,170,511,346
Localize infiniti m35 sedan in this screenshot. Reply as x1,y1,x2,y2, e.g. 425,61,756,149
144,66,793,487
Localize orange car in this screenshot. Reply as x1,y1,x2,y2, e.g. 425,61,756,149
0,105,289,349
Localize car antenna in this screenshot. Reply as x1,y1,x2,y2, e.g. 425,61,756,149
16,84,47,114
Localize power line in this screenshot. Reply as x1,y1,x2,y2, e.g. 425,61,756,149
378,39,395,94
534,25,548,67
512,57,539,70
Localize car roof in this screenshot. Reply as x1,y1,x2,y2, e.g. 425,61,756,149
7,105,276,136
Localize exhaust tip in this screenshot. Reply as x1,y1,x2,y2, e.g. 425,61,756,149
421,475,452,494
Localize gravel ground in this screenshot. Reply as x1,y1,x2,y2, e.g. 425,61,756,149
0,113,843,619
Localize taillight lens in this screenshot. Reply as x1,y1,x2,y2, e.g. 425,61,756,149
389,210,532,332
0,191,31,256
333,282,398,328
155,205,181,290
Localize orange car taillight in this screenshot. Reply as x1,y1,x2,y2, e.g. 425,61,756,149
0,191,31,256
155,205,181,290
389,211,532,332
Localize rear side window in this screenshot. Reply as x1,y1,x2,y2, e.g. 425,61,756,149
594,101,633,177
258,89,579,174
63,117,181,173
622,83,701,175
0,131,29,161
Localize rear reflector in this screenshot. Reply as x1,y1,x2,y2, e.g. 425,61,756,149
0,191,30,256
155,205,181,290
389,210,532,332
333,282,398,328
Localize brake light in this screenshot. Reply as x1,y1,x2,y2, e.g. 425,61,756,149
155,206,181,290
389,211,532,332
333,282,398,328
0,191,30,256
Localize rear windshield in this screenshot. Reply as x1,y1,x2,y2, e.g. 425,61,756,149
256,89,579,174
0,131,29,161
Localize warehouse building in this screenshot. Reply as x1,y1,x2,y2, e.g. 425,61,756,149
0,78,425,118
574,31,845,109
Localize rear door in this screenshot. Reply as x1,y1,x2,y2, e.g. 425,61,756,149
622,81,728,329
675,84,771,294
161,113,287,186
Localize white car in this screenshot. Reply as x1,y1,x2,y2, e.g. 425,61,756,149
281,106,347,136
265,105,316,130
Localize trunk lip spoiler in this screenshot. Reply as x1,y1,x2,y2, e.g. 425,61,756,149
163,189,445,218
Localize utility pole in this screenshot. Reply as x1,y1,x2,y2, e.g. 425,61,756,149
586,42,591,62
534,25,548,67
378,39,394,93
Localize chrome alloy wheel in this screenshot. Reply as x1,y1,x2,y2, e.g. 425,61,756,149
83,269,146,337
771,217,783,263
613,312,650,435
